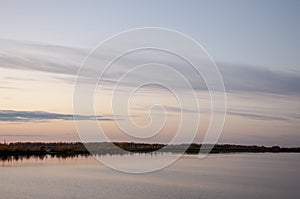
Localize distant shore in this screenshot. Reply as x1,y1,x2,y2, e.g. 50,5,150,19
0,142,300,159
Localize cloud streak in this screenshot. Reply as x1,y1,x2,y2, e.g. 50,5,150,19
1,39,300,96
219,63,300,95
227,111,289,121
0,38,86,76
0,110,113,122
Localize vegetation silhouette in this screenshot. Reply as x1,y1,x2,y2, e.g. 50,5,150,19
0,142,299,160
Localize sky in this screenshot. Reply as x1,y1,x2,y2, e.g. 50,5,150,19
0,0,299,146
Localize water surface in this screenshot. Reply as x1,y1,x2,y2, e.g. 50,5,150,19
0,153,299,199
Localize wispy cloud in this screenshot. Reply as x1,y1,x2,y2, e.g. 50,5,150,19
0,38,86,76
227,111,289,121
0,110,113,122
1,38,300,96
219,63,300,95
0,86,18,90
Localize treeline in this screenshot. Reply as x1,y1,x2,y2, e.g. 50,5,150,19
185,144,300,154
0,142,88,156
0,142,299,157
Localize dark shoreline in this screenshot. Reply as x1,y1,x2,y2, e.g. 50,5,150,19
1,142,300,158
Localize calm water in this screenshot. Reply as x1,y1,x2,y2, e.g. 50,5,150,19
0,153,299,199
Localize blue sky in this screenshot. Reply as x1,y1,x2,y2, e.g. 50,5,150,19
0,0,299,69
0,0,299,145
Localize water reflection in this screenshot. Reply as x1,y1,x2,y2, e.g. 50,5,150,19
0,154,92,166
0,152,173,167
1,153,300,199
